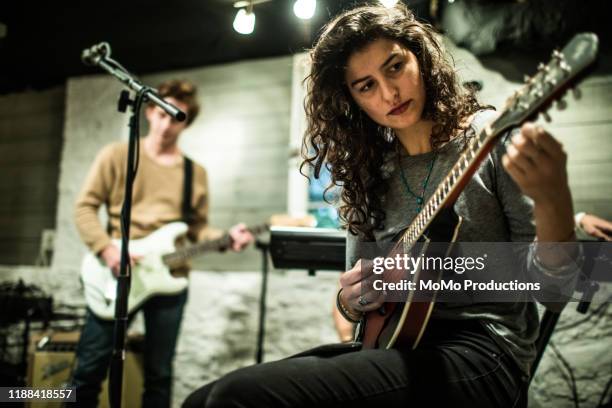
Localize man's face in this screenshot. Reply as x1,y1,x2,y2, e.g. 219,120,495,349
145,97,189,148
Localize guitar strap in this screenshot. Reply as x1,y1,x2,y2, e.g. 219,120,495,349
182,157,194,224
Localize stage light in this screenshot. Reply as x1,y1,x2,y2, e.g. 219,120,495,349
293,0,316,20
233,8,255,34
379,0,399,7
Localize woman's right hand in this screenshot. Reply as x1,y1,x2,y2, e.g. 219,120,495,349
339,259,387,315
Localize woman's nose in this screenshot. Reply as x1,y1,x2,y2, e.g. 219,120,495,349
380,79,399,104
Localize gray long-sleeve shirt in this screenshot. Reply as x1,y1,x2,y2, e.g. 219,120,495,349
346,109,581,376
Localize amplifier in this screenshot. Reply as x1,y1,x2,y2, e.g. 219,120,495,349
27,331,143,408
270,226,346,271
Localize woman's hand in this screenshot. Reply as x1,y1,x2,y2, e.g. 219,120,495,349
502,122,575,242
503,123,570,205
503,122,580,270
339,259,387,315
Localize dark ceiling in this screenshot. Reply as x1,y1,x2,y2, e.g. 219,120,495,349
0,0,609,95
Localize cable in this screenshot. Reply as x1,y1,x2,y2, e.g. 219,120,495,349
597,375,612,408
105,56,133,78
118,87,148,247
549,341,580,408
555,296,612,332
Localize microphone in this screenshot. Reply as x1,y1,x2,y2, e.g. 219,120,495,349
80,42,186,122
81,42,111,66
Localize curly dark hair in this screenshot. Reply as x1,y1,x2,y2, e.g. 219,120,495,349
301,4,486,239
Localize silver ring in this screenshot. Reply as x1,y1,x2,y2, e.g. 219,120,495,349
358,295,369,306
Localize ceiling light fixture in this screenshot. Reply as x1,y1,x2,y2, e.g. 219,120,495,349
293,0,316,20
233,0,271,7
379,0,399,8
233,1,255,35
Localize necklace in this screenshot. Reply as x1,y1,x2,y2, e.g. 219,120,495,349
398,152,437,213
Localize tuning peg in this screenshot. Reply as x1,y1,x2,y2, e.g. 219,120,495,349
530,85,544,98
523,75,532,84
572,87,582,100
541,111,552,122
556,98,567,110
538,63,550,73
559,60,571,75
552,49,564,61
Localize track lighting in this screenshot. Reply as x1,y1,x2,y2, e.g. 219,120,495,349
233,2,255,35
293,0,316,20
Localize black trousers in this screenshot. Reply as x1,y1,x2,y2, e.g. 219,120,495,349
183,319,527,408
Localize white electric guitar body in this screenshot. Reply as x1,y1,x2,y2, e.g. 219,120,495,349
81,222,192,320
80,215,309,320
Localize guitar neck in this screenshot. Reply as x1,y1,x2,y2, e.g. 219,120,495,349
162,224,269,266
400,120,505,247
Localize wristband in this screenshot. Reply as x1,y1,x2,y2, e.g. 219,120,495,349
336,288,363,323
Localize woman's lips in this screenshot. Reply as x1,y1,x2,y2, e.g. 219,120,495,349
388,100,412,115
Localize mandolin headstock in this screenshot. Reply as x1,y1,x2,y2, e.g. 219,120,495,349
490,33,599,137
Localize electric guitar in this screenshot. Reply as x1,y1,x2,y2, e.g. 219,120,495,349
356,33,599,349
81,215,314,319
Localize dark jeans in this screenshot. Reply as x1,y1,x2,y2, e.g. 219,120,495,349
183,319,527,408
71,291,187,408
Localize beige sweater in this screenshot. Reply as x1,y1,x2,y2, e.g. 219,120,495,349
75,141,222,254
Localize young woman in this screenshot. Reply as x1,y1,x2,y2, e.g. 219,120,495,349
184,5,580,407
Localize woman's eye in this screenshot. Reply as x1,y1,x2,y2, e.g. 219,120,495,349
359,81,374,93
390,61,403,72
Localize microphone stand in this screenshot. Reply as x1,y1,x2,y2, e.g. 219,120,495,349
81,42,186,408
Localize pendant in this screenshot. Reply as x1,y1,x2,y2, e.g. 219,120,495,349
416,197,423,205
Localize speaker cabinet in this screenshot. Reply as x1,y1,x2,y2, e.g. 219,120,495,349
27,331,143,408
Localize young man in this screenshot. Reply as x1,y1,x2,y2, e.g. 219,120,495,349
72,79,253,407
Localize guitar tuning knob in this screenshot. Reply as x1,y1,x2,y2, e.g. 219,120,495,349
556,98,567,110
572,87,582,100
552,49,564,61
541,111,552,122
523,75,531,84
537,63,550,73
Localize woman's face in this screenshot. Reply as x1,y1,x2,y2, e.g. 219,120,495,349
344,38,426,132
